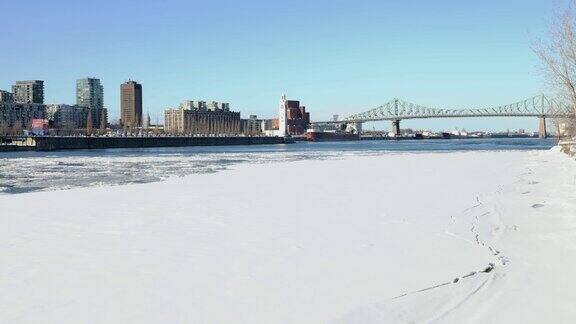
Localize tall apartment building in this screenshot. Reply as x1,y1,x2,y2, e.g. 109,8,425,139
46,104,89,129
0,82,44,130
164,100,240,134
76,78,107,129
120,80,142,128
12,80,44,104
0,102,45,128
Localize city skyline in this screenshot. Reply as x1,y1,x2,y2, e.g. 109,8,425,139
0,0,571,131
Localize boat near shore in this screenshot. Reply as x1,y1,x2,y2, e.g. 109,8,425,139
305,124,360,141
305,130,360,141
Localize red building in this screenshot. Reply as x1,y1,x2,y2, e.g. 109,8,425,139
284,100,310,135
31,119,49,136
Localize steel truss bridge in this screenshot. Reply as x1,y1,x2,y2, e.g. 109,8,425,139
312,95,574,138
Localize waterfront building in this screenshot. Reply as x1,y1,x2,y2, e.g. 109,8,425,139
241,115,262,135
178,100,231,112
207,101,230,111
164,100,240,134
260,118,281,136
278,94,310,136
120,80,142,128
180,100,207,111
46,104,90,129
271,118,279,130
31,119,49,136
0,90,14,103
260,119,276,131
0,102,45,129
76,78,107,129
12,80,44,104
286,101,310,135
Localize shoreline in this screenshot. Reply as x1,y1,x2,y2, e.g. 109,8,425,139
0,135,551,153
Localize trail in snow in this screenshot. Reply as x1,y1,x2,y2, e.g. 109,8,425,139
337,149,576,324
388,192,505,304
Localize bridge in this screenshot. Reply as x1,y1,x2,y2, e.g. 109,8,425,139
312,95,574,138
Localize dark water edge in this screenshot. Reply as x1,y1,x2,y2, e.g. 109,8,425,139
0,137,555,158
0,138,554,195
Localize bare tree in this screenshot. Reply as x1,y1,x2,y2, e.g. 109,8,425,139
86,109,93,136
534,2,576,138
0,122,9,135
12,122,23,136
100,108,107,133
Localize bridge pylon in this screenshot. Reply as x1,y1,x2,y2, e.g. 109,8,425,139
538,116,547,139
391,119,401,136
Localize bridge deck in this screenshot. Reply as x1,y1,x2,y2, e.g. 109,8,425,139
312,95,574,124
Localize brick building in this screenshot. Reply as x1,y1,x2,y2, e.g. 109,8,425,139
284,99,310,135
120,81,143,128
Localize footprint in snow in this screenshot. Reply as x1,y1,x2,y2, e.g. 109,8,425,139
482,263,495,273
532,203,545,208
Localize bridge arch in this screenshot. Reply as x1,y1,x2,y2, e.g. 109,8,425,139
312,95,574,138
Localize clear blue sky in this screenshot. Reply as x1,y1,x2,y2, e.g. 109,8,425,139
0,0,569,131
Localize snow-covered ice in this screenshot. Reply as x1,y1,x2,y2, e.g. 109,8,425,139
0,149,574,323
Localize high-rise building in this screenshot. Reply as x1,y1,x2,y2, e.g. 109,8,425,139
120,80,142,128
46,104,90,129
76,78,107,129
12,80,44,104
76,78,103,110
0,102,45,128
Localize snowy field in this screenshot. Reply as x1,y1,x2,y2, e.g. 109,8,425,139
0,149,575,323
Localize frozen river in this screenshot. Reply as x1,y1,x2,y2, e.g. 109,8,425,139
0,138,554,194
1,143,575,323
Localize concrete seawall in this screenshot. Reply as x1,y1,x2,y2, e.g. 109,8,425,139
33,136,288,151
0,145,36,152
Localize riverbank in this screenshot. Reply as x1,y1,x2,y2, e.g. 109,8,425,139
0,145,35,152
0,149,573,322
0,136,291,152
0,135,546,153
34,136,290,151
